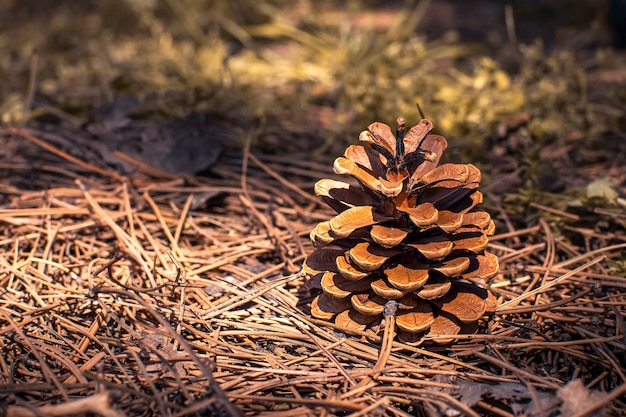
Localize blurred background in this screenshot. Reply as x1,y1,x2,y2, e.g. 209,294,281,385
1,0,625,201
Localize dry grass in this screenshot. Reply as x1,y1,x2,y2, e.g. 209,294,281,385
0,124,625,416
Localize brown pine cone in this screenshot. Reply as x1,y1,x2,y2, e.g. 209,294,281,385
303,117,498,344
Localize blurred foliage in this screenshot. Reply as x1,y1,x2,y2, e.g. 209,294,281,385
0,1,619,142
0,0,625,196
0,0,625,254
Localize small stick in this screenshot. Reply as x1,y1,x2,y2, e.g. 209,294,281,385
395,117,406,158
498,255,605,310
6,390,126,417
21,50,39,125
372,300,398,379
529,202,580,221
8,126,122,180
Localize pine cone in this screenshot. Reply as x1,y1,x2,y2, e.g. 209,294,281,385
303,118,498,344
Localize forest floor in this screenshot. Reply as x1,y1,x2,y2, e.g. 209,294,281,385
0,1,625,416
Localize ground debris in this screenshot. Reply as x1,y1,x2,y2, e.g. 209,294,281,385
0,1,625,416
558,379,611,417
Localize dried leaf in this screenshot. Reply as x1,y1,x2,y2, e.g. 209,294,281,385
586,178,618,204
557,379,609,417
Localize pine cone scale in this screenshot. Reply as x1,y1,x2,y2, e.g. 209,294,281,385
396,304,434,333
384,262,429,291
